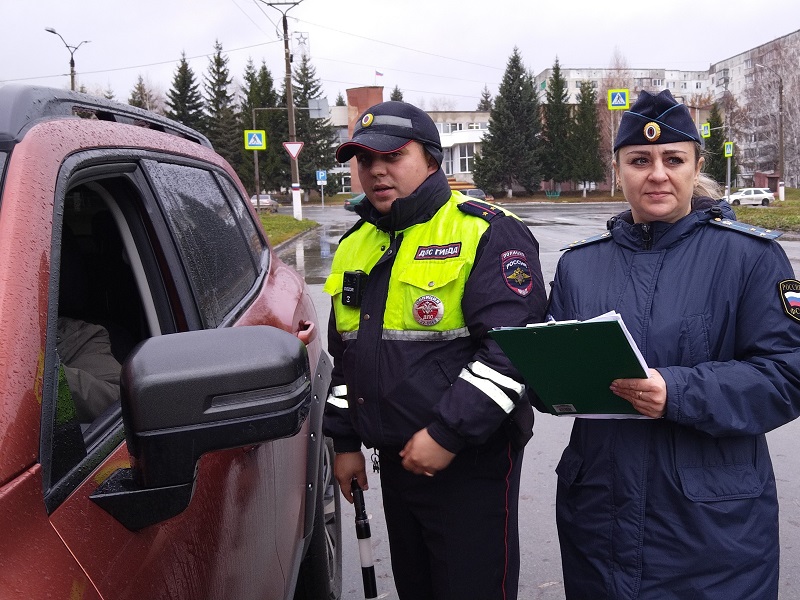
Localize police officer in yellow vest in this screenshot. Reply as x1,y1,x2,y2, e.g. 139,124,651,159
323,101,547,599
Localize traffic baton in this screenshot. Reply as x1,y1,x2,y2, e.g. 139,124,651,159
351,479,378,598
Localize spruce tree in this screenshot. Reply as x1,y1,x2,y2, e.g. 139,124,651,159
704,102,737,188
335,92,346,106
202,40,242,171
292,54,338,191
477,85,492,112
473,47,541,196
239,58,286,195
390,85,404,101
570,81,605,197
165,52,204,130
541,58,572,187
128,75,158,112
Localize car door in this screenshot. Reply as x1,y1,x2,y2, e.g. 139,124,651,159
25,134,313,599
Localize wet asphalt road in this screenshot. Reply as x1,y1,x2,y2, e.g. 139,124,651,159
276,201,800,600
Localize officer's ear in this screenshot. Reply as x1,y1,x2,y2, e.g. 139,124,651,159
424,150,439,173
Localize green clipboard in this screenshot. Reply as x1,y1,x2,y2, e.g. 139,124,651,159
489,312,649,417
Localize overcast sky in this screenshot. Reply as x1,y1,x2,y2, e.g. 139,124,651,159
4,0,798,111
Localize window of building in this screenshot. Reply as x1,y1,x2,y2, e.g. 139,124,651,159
696,82,703,89
652,79,662,86
681,82,687,89
458,144,474,173
442,147,453,176
745,58,752,69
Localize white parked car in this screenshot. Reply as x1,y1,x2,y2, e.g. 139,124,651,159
249,193,279,212
728,188,775,206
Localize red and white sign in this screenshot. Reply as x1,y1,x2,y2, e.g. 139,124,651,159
283,141,304,159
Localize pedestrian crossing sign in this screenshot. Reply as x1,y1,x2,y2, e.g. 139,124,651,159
701,123,711,138
607,89,630,110
724,141,734,158
244,130,267,150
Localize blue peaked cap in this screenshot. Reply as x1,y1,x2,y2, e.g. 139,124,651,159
614,89,701,152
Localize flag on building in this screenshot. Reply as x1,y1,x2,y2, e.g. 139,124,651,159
375,70,384,77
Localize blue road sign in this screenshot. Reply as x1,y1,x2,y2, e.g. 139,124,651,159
244,130,267,150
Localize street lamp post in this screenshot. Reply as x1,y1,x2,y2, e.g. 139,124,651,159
256,1,305,220
756,63,784,189
45,27,90,92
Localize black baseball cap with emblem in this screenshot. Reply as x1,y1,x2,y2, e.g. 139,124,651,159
614,89,701,152
335,100,443,166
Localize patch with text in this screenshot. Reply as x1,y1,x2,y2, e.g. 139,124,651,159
412,295,444,326
779,279,800,323
415,242,462,260
501,249,533,297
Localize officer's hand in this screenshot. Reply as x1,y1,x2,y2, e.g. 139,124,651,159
610,369,667,419
334,451,367,503
400,428,456,477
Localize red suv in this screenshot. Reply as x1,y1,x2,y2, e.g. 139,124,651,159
0,85,340,599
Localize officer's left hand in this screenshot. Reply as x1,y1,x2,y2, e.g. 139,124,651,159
400,428,456,477
610,368,667,419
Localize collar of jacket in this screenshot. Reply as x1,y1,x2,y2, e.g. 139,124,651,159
354,169,452,233
607,197,736,250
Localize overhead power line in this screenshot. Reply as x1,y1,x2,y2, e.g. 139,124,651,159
295,17,502,71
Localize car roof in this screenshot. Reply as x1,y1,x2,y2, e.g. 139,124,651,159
0,84,210,148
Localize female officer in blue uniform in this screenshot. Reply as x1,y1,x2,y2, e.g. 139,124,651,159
548,90,800,599
323,101,547,599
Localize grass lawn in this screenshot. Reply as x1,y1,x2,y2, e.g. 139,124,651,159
257,212,317,246
731,187,800,232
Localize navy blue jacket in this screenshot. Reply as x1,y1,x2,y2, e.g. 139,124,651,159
548,201,800,599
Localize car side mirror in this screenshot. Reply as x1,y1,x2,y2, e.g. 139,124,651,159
91,326,315,530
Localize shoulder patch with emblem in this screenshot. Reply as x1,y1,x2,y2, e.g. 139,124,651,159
779,279,800,323
458,199,505,222
501,249,533,296
560,231,613,251
708,217,782,240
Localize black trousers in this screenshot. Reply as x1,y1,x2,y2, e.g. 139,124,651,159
379,434,523,600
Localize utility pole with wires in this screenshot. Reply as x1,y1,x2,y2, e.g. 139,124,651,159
258,0,305,220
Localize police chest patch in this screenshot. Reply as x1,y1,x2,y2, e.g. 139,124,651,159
415,242,462,260
413,295,444,326
779,279,800,323
501,249,533,296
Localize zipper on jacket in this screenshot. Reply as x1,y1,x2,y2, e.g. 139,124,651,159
641,224,652,250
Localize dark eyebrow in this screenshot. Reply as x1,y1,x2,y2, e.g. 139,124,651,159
624,148,689,157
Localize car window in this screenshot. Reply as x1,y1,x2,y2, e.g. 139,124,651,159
220,177,267,260
144,161,258,328
44,171,156,504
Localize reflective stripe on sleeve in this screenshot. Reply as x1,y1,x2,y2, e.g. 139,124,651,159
467,361,524,400
458,367,516,414
327,385,349,409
